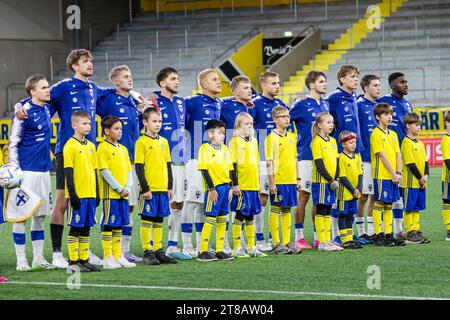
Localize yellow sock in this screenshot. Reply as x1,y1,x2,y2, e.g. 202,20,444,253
200,216,215,253
281,208,291,245
269,206,281,245
442,204,450,230
101,231,113,258
216,216,227,252
140,220,153,251
324,215,331,242
384,205,393,234
315,215,326,243
412,211,420,231
67,235,79,262
404,211,413,232
79,236,90,261
339,228,347,243
245,221,255,249
153,222,163,251
112,229,122,259
373,203,384,234
232,220,242,249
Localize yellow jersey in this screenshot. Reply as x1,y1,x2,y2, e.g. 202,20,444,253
401,136,427,189
228,136,260,191
98,140,132,199
311,134,338,184
265,131,297,185
63,137,98,198
198,142,233,190
134,134,171,192
338,152,363,201
370,127,400,180
442,134,450,183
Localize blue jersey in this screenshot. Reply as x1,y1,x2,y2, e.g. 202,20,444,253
219,97,256,143
290,96,329,161
326,87,364,153
185,94,221,160
357,95,377,162
155,91,186,164
253,94,286,138
97,91,140,161
9,101,53,172
377,93,413,145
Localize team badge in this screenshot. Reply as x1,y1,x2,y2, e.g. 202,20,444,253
266,113,271,118
383,191,387,198
312,112,316,117
120,108,124,113
145,204,151,212
16,190,29,207
195,191,201,199
205,110,210,115
345,107,349,112
73,98,78,103
38,125,42,130
75,215,80,224
111,215,115,224
368,184,373,192
277,194,283,202
164,113,168,118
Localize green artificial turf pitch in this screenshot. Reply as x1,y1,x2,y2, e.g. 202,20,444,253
0,168,449,300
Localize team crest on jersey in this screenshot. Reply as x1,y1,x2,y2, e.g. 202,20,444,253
393,112,397,117
73,98,78,103
205,110,210,115
146,204,151,212
195,191,201,199
312,112,317,117
38,125,42,130
277,194,283,202
16,190,29,207
383,191,387,198
327,195,331,202
345,107,349,112
111,215,116,224
264,182,269,191
368,184,373,192
163,113,168,118
75,215,80,224
266,113,271,118
289,139,294,145
184,179,188,192
120,108,124,113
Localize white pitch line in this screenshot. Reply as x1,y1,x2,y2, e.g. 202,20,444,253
3,281,449,300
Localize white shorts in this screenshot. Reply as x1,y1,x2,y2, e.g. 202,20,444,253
128,164,140,207
22,171,52,217
259,161,269,195
185,159,204,203
172,164,186,203
298,160,313,194
362,162,374,195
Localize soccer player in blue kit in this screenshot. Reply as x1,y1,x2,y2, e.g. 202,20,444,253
377,72,413,240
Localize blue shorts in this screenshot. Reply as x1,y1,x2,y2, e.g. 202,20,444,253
312,183,336,206
443,182,450,200
204,184,230,217
231,190,261,216
139,192,170,218
337,199,358,215
101,199,130,227
270,184,298,207
402,188,426,211
374,179,400,204
67,198,97,228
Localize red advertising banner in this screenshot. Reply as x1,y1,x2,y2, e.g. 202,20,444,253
421,138,443,167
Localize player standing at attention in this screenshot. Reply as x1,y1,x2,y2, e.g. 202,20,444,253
183,69,222,257
135,107,177,265
0,147,7,281
97,116,137,269
290,70,329,250
311,112,342,252
370,103,405,247
8,74,54,271
64,111,101,272
96,65,142,263
197,120,234,262
355,75,381,243
326,65,365,246
442,112,450,241
229,112,267,258
337,131,363,249
401,112,430,244
377,73,413,240
149,67,191,260
252,71,287,252
265,106,302,254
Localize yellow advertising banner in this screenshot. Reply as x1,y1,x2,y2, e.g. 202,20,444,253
415,106,450,137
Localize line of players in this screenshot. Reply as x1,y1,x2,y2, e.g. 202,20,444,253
0,49,449,277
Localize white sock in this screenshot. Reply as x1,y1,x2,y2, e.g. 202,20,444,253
122,212,133,253
393,218,403,235
13,222,27,261
255,206,265,242
194,203,204,251
331,216,340,240
367,216,375,236
181,201,195,249
294,223,304,241
31,216,45,259
355,217,366,237
168,208,182,247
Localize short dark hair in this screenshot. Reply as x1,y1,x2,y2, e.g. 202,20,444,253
388,72,405,84
205,119,225,132
337,65,359,86
143,107,161,120
101,115,123,131
360,74,380,92
373,103,393,119
403,112,421,127
25,74,47,96
156,67,178,87
305,71,326,91
71,110,90,123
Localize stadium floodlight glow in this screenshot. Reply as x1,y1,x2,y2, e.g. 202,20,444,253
284,31,293,37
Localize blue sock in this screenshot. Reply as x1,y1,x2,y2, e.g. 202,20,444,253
122,227,132,236
393,209,403,219
30,230,44,241
13,233,26,245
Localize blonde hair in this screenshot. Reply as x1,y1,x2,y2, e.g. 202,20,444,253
311,112,333,138
230,75,251,92
197,68,217,89
109,65,131,82
233,112,254,137
271,105,288,118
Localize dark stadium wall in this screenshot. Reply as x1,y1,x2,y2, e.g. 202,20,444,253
0,0,139,117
